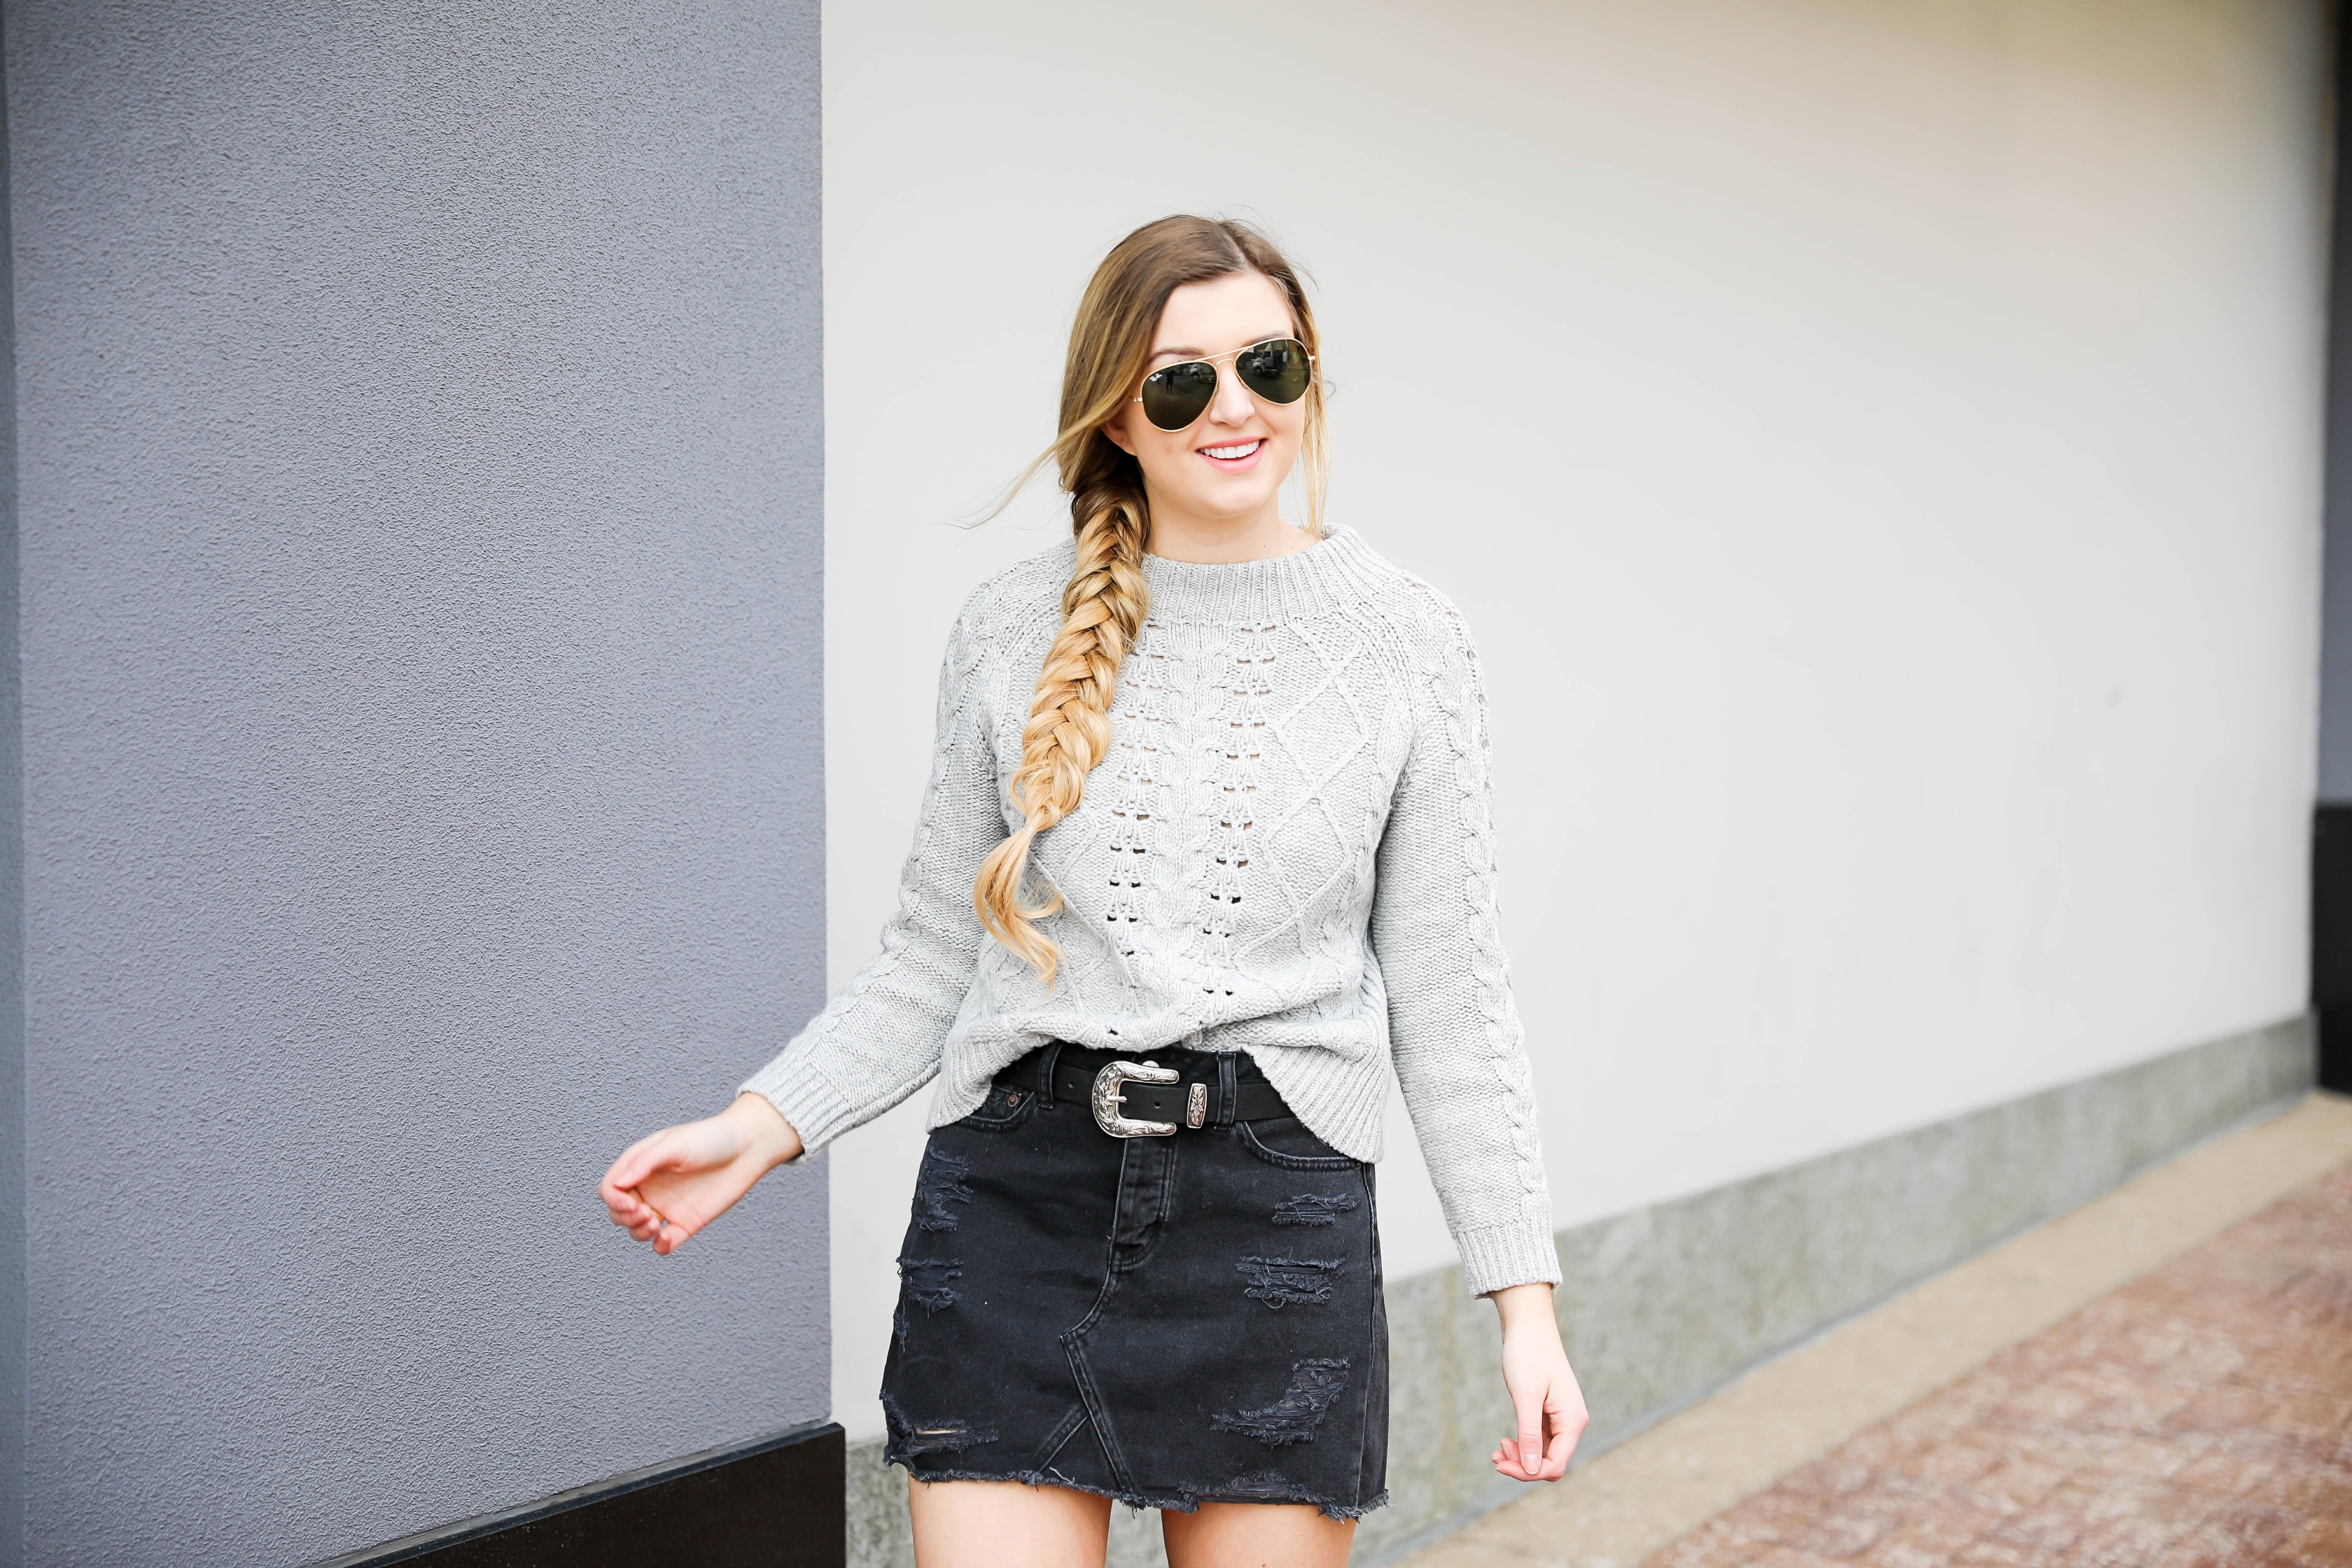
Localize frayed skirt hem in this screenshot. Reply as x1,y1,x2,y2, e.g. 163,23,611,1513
883,1453,1388,1523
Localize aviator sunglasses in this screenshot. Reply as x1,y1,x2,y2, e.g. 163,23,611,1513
1133,337,1316,432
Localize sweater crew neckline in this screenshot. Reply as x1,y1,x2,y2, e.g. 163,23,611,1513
1138,523,1383,623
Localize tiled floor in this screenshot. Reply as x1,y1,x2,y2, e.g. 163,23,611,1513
1640,1162,2352,1568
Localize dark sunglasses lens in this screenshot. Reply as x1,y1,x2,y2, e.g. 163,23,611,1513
1233,339,1312,404
1140,360,1217,430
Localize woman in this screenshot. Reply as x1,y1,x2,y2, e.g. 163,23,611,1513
599,215,1583,1568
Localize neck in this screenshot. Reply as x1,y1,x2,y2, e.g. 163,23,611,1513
1144,496,1319,565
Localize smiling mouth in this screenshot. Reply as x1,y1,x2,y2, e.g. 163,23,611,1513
1200,439,1264,463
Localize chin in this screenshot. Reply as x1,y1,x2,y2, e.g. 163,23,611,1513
1191,484,1282,519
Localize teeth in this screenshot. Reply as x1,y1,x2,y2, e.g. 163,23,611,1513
1203,440,1262,460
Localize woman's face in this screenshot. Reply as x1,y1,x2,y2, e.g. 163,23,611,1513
1104,270,1307,531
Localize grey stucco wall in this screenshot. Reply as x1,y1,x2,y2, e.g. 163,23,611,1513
0,13,22,1560
7,4,827,1564
2319,6,2352,802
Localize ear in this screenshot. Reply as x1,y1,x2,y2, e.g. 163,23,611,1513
1100,410,1137,456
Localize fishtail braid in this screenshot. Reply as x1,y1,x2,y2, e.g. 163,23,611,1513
972,487,1149,982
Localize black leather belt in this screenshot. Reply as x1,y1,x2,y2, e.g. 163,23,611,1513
998,1044,1289,1137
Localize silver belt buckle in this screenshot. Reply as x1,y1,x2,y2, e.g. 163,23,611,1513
1091,1059,1180,1138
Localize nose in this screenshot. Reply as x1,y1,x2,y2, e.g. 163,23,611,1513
1205,358,1257,428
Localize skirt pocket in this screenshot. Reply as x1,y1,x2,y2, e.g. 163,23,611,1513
1236,1114,1359,1171
955,1081,1040,1133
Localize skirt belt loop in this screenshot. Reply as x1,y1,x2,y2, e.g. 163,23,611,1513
1037,1039,1067,1107
1216,1052,1239,1126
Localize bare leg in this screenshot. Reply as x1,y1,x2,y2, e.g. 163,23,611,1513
908,1477,1112,1568
1162,1501,1357,1568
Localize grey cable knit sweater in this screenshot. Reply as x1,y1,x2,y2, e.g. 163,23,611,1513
743,524,1560,1296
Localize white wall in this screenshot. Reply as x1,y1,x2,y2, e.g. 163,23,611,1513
820,0,2330,1441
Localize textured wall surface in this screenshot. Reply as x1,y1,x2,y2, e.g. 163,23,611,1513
8,4,827,1564
0,14,22,1560
2320,15,2352,803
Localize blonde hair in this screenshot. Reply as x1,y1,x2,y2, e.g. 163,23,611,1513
973,215,1329,982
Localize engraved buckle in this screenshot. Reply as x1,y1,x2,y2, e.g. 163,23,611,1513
1091,1059,1180,1138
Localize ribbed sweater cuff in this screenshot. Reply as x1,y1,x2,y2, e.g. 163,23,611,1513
739,1052,860,1161
1455,1216,1564,1297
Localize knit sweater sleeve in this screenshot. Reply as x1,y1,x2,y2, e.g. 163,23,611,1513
1369,599,1562,1297
738,604,1003,1155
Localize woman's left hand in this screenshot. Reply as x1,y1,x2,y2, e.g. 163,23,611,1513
1489,1282,1586,1483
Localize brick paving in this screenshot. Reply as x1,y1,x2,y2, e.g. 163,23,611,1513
1639,1162,2352,1568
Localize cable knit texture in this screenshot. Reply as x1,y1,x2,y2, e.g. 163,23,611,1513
744,524,1560,1296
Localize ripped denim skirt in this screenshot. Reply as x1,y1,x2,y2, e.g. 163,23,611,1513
880,1042,1388,1521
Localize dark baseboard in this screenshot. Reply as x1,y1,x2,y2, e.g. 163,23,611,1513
314,1420,844,1568
2323,1007,2352,1097
2316,806,2352,1093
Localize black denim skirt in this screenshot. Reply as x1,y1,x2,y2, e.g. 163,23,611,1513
880,1044,1388,1520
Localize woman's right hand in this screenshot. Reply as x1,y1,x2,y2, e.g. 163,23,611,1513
599,1093,804,1256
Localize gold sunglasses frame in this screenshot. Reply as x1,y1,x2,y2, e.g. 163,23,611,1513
1130,337,1317,431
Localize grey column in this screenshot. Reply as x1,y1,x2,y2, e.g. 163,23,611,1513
0,11,22,1560
2323,7,2352,802
4,4,828,1564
